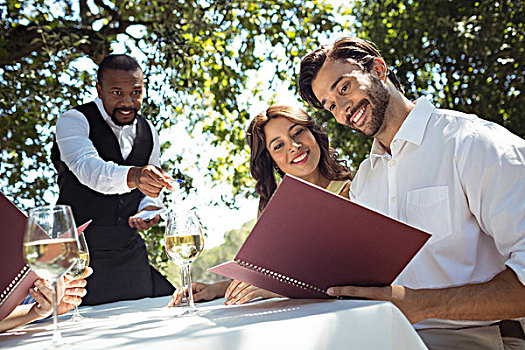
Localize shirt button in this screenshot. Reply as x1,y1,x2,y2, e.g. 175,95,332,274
117,217,122,222
391,196,396,203
389,160,397,167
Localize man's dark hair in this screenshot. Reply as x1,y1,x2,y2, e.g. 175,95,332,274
298,37,403,109
97,54,142,84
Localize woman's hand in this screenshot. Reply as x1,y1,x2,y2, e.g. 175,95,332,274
167,281,230,307
28,279,65,319
30,267,91,318
59,267,91,314
224,280,282,305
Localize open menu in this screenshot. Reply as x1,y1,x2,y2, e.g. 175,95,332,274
209,175,431,298
0,192,91,320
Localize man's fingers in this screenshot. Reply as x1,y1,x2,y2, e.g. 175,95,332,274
234,290,260,305
133,165,175,196
229,288,257,305
225,284,253,305
327,285,388,300
227,286,258,305
129,216,158,231
149,215,160,226
143,167,172,191
224,280,242,300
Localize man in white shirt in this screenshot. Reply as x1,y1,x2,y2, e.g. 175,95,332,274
51,54,175,305
298,37,525,349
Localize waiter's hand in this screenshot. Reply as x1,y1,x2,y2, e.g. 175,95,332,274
129,205,161,230
127,165,175,197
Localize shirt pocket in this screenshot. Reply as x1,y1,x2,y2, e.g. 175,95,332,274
406,186,452,246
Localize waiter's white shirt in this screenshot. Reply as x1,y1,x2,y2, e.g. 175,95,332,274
350,98,525,329
56,97,162,210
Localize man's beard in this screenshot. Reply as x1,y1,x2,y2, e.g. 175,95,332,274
110,108,138,126
346,76,390,137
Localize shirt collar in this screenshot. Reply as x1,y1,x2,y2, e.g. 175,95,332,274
369,97,436,168
94,97,137,128
94,97,111,121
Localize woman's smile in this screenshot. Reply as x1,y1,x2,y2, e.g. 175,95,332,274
291,150,309,164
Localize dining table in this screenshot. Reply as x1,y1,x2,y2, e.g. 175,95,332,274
0,295,428,349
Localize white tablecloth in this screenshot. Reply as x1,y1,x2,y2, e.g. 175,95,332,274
0,296,427,349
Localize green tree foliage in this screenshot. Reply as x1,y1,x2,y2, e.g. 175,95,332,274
0,0,346,208
311,0,524,174
0,0,346,271
312,0,524,174
2,0,523,275
343,0,524,137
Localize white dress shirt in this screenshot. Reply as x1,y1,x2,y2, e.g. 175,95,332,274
56,98,162,210
350,98,525,329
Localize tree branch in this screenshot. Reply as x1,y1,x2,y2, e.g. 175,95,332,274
93,0,120,19
0,21,130,66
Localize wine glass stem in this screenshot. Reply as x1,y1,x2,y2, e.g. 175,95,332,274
179,265,187,304
73,305,80,318
185,264,195,310
51,281,62,344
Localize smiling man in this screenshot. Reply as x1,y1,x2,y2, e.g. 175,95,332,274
51,54,174,305
299,37,525,349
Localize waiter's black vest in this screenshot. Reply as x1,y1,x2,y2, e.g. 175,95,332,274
51,101,153,226
50,102,174,305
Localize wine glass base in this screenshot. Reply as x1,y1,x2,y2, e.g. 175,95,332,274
68,314,87,322
174,307,208,317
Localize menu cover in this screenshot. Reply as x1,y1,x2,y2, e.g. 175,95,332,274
0,193,90,320
209,175,431,299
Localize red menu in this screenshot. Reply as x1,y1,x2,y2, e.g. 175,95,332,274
209,175,431,298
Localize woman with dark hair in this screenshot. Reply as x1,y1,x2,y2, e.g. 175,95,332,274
168,105,352,306
247,105,352,214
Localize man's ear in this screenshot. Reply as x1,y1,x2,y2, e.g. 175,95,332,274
96,82,103,99
370,57,388,81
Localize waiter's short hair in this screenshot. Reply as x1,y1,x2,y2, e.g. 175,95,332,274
97,54,142,84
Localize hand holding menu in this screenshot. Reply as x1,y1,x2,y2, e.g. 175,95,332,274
0,192,91,320
209,175,431,299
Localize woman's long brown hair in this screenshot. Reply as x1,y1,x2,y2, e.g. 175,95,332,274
246,105,352,214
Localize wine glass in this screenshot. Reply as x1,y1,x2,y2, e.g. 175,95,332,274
65,230,90,321
23,205,80,345
165,210,204,315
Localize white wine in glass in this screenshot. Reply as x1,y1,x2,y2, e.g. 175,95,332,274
165,210,204,315
65,230,90,321
23,205,80,346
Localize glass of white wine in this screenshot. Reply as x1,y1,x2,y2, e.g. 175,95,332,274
65,230,90,321
23,205,80,346
165,210,204,315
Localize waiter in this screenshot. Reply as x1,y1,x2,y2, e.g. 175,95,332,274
51,54,175,305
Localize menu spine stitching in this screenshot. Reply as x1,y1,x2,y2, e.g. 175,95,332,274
235,259,326,296
0,265,31,306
